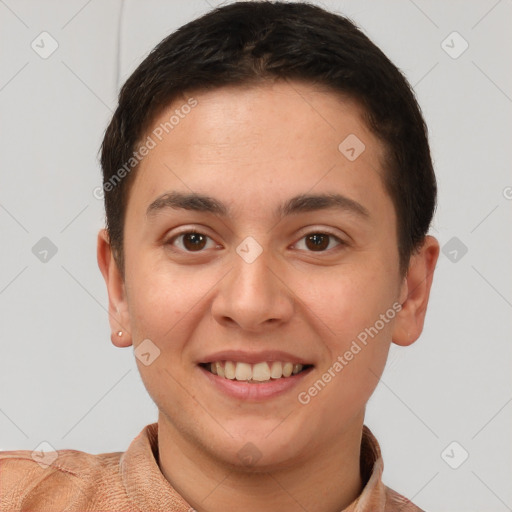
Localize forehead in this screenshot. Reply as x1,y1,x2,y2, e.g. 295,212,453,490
126,81,391,224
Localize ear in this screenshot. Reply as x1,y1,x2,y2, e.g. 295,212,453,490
392,235,440,347
97,228,132,348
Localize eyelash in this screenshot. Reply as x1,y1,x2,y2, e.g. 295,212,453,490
165,229,347,254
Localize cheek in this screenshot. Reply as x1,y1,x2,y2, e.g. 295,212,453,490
298,263,398,412
302,265,397,347
299,274,396,432
125,261,186,340
125,255,221,347
124,262,202,408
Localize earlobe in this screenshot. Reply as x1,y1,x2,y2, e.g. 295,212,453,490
110,329,131,348
392,235,440,347
97,229,133,348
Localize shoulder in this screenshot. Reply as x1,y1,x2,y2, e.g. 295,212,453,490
385,485,425,512
0,448,124,511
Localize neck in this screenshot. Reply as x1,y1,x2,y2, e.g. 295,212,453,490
157,413,365,512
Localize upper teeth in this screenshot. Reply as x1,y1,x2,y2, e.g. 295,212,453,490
209,361,304,381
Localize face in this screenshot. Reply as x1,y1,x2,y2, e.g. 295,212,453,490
99,80,434,469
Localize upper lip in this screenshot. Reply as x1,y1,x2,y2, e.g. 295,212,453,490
198,350,313,366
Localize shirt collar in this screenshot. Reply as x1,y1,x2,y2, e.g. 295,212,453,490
120,423,389,512
119,423,192,511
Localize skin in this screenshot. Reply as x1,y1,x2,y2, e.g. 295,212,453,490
97,80,439,512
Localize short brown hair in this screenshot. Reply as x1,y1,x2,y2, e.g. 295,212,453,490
100,0,437,278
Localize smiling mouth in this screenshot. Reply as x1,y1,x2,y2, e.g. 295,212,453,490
200,361,313,383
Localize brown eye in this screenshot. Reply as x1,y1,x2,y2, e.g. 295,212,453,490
305,233,330,251
182,233,207,251
168,232,215,252
295,232,345,253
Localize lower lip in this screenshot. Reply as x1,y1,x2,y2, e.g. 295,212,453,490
198,365,313,401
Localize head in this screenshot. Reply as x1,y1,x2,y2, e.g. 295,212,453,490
98,1,439,469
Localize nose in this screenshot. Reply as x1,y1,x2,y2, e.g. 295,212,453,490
210,243,295,333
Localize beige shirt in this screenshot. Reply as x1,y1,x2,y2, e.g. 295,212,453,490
0,423,423,511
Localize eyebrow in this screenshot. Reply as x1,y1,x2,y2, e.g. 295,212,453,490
146,191,370,220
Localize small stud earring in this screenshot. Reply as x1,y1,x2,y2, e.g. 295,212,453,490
117,331,123,337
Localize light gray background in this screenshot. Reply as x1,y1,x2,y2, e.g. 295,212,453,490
1,1,511,511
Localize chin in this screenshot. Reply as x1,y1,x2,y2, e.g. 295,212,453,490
207,423,309,471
